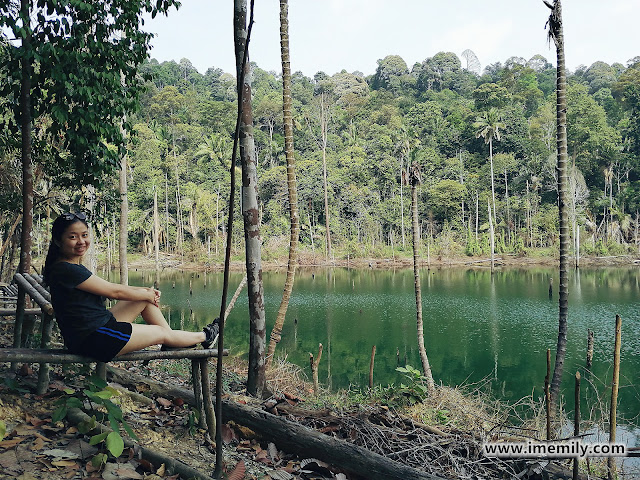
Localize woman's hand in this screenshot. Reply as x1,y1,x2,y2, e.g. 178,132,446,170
151,288,161,307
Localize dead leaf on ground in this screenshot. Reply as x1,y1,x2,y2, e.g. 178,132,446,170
31,436,46,451
0,436,28,448
221,423,236,444
226,459,246,480
40,448,81,460
26,414,48,427
51,459,79,468
102,462,143,480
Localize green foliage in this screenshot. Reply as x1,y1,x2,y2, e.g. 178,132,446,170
395,365,430,405
2,44,639,268
0,0,180,188
0,420,5,441
52,375,137,460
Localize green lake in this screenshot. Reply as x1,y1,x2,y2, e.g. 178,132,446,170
117,266,639,431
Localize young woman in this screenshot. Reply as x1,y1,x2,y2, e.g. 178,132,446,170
43,212,218,362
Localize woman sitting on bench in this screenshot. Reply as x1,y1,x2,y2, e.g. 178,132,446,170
43,212,219,362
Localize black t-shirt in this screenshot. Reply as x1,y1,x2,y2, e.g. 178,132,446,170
48,262,112,348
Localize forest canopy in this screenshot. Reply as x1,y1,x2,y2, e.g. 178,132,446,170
1,49,639,272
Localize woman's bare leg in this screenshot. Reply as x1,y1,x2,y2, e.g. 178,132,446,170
110,300,205,354
117,324,206,355
109,300,169,328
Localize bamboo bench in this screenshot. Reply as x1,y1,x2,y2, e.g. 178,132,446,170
2,272,225,438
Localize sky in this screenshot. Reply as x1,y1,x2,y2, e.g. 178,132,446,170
144,0,640,77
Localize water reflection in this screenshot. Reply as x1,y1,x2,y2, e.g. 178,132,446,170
116,266,639,430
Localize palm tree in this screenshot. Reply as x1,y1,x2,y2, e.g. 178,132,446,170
474,108,505,225
405,158,435,393
266,0,300,369
545,0,569,409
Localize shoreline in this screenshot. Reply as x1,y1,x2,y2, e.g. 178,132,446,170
127,252,640,273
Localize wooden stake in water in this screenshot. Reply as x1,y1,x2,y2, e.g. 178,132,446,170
309,343,323,396
586,329,594,369
608,315,622,480
573,371,581,480
545,348,552,440
369,345,376,389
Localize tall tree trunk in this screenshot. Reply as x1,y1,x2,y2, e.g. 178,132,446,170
153,186,160,270
266,0,300,369
489,138,497,226
119,153,129,285
164,173,170,252
547,0,570,408
14,0,33,352
409,166,435,393
488,200,495,274
321,94,331,260
400,156,406,249
234,2,266,396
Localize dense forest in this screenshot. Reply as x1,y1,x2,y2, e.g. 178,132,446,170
1,49,640,276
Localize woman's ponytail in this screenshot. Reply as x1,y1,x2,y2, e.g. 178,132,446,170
43,241,61,284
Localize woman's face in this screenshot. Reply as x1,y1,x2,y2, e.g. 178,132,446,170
57,221,90,262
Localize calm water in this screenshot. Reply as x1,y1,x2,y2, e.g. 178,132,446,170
115,266,639,428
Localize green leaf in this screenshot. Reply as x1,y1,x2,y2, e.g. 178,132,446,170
78,416,97,434
0,420,6,441
108,415,119,434
89,431,109,446
63,388,75,395
106,431,124,458
91,453,107,468
52,405,67,423
93,390,115,400
66,397,84,409
88,375,108,390
121,421,138,441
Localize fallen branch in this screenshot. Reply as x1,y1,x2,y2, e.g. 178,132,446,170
108,367,444,480
66,407,215,480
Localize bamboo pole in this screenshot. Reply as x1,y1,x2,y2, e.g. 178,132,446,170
369,345,376,389
607,315,622,480
573,371,580,480
545,348,552,440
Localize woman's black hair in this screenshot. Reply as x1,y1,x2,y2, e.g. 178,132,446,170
43,213,89,283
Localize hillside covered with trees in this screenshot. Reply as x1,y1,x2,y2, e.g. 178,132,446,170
1,49,640,274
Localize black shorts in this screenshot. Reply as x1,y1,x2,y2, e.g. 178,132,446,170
72,315,132,363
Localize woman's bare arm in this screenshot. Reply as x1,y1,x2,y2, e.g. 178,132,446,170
76,275,160,305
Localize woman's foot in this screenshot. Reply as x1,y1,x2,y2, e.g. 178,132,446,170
202,318,220,349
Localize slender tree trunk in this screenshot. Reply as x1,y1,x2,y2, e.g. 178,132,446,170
547,0,570,408
489,138,497,225
410,171,435,393
164,173,170,252
488,200,495,274
234,5,266,396
153,186,159,269
175,164,183,254
400,156,405,249
15,0,33,352
321,95,331,260
504,168,510,244
475,190,479,243
266,0,300,369
119,152,129,285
